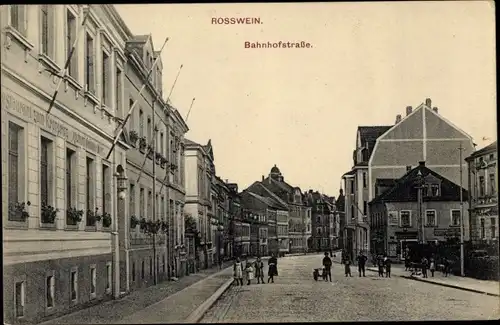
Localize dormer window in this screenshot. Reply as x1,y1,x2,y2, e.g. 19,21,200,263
425,184,440,197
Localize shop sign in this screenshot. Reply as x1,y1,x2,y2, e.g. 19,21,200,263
2,90,107,155
395,231,417,239
434,228,460,237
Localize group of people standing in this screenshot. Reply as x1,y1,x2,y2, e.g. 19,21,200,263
341,251,370,277
406,256,445,278
233,255,279,286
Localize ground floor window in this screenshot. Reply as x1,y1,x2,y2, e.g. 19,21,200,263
90,266,96,297
46,275,55,308
70,270,78,302
141,261,145,279
106,263,112,293
132,262,136,282
15,281,25,318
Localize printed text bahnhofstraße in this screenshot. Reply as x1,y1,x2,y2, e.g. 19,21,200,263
245,41,313,49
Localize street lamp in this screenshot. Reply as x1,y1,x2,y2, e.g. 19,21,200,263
217,223,224,266
252,214,259,256
402,226,408,261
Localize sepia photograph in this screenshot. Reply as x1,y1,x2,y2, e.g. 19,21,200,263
1,1,498,324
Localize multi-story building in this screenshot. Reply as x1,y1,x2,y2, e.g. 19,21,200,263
2,5,130,324
227,183,245,258
213,176,230,262
184,138,216,269
342,98,475,260
248,166,311,253
369,161,469,261
465,141,498,243
306,190,337,252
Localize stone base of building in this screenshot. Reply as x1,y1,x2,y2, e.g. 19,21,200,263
3,253,112,325
126,246,168,292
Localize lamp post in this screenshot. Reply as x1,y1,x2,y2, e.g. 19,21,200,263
402,226,408,261
114,170,128,298
253,214,259,257
416,170,425,244
217,223,224,268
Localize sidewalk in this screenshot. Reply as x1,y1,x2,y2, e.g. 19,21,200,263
366,264,500,297
38,261,234,325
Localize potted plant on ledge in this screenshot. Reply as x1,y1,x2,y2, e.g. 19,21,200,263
8,201,31,221
147,145,154,159
87,208,99,226
41,204,59,224
102,212,112,228
160,156,168,169
67,207,84,226
129,130,139,147
130,215,139,228
139,137,147,153
155,152,163,165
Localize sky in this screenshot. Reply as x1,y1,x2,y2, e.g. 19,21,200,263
115,1,496,196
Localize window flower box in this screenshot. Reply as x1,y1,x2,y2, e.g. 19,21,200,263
139,137,147,153
130,215,139,229
129,131,139,147
67,207,84,226
155,152,163,165
8,201,30,222
102,212,112,228
147,145,154,159
87,208,99,226
41,204,59,224
160,157,168,169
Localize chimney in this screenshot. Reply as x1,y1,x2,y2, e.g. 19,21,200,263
425,98,432,107
406,165,412,172
395,114,402,124
432,107,438,114
406,106,412,116
419,161,425,167
262,175,264,181
225,179,228,183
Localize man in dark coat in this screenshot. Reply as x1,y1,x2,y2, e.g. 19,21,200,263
356,252,367,277
322,252,333,282
384,256,392,278
268,254,278,283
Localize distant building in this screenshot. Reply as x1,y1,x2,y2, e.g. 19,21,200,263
465,141,498,243
306,190,337,251
369,161,469,261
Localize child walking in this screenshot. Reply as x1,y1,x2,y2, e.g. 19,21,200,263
429,258,436,277
344,258,352,277
245,261,255,285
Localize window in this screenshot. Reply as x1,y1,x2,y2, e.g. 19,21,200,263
139,110,144,138
140,188,145,217
70,270,78,301
116,68,122,113
46,275,55,308
84,33,95,92
147,118,152,143
8,122,22,221
450,210,461,226
148,190,152,219
106,263,111,292
149,258,153,276
480,218,485,239
90,266,96,296
350,180,355,194
317,227,322,235
66,9,77,78
400,211,411,227
491,218,496,239
15,281,25,318
102,51,110,105
86,157,95,226
479,176,485,197
426,184,440,197
363,173,367,188
425,210,437,226
129,184,135,218
141,261,145,279
363,201,367,215
102,164,109,214
132,262,136,282
489,154,494,161
316,216,320,223
10,5,26,36
66,149,75,211
160,133,164,155
40,5,55,57
162,255,165,273
490,174,496,195
40,137,52,210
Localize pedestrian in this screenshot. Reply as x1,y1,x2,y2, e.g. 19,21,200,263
356,251,367,277
255,257,265,284
429,258,436,277
443,258,450,277
245,261,255,285
377,255,385,277
233,258,243,286
268,254,278,283
421,257,428,278
384,256,392,278
344,257,352,277
322,252,333,282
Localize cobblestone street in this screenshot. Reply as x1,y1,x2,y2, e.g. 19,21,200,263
201,254,499,322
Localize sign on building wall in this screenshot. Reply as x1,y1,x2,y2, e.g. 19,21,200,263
388,211,399,225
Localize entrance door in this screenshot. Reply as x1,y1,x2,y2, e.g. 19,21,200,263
400,239,418,260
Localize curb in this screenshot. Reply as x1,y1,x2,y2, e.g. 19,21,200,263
400,275,499,297
183,277,234,323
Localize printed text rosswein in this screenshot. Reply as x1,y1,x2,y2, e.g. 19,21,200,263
244,41,313,49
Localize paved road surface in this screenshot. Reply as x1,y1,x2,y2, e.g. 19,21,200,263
201,254,499,322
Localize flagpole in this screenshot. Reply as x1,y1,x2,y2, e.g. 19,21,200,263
459,142,465,277
135,64,184,184
152,99,158,285
105,36,170,160
184,97,196,123
46,5,92,115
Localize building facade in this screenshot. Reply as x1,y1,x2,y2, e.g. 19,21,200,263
306,190,337,252
369,162,469,261
2,5,129,324
465,141,498,243
342,98,475,260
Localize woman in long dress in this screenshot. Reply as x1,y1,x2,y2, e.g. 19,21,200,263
245,261,255,285
233,258,243,286
268,254,278,283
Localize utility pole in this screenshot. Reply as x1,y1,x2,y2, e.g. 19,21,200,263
416,171,425,244
459,143,465,277
152,99,157,285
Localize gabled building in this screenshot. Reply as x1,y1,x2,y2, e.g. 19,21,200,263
369,161,469,261
240,191,272,256
306,190,337,252
342,98,475,260
465,141,498,243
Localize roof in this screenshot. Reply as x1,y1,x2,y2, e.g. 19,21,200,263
375,178,397,187
466,141,497,160
370,163,468,204
250,182,289,209
358,126,393,158
130,34,150,43
246,191,283,210
184,138,199,146
342,170,356,178
271,165,280,173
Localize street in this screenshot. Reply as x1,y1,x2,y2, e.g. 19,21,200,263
200,254,499,322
